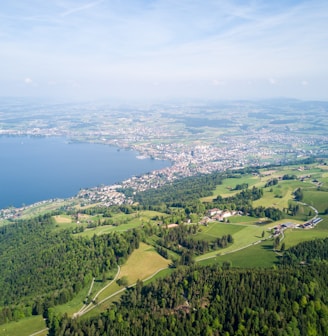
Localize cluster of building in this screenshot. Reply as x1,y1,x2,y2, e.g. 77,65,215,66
271,217,323,236
77,185,130,206
1,102,328,217
199,208,239,225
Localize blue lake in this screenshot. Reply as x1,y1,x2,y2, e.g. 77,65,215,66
0,136,170,209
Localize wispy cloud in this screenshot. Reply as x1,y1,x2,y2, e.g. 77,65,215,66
60,0,103,17
0,0,327,100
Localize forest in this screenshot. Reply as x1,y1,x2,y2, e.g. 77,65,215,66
49,257,328,335
0,214,140,324
46,228,328,335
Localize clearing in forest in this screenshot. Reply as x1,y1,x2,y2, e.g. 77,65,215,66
118,242,171,285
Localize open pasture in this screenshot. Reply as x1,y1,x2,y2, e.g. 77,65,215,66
201,174,260,201
254,180,311,210
196,224,266,261
118,242,171,285
283,216,328,248
302,190,328,213
196,222,245,242
76,210,168,237
199,240,279,268
228,215,259,224
0,315,46,336
77,221,141,237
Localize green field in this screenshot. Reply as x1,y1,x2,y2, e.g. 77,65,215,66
227,215,258,224
118,242,171,285
283,217,328,248
196,223,269,262
302,190,328,213
199,240,279,268
197,218,328,268
0,315,46,336
254,180,313,210
77,221,142,237
81,243,171,319
196,222,245,242
76,210,168,237
201,175,260,201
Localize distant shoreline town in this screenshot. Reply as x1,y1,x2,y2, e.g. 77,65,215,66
1,99,327,219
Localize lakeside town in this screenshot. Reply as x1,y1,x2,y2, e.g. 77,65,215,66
1,99,328,220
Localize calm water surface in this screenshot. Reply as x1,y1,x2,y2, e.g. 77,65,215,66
0,136,169,209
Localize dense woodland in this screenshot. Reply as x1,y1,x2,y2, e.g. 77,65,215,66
50,260,328,335
282,238,328,265
0,215,140,324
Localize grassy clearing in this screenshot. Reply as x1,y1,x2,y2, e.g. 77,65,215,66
254,180,309,210
195,222,245,242
82,292,123,321
143,268,174,285
83,244,172,319
52,214,80,232
201,175,260,201
96,282,122,303
199,240,279,268
109,210,167,225
283,219,328,248
53,267,118,317
76,210,167,237
137,210,169,220
53,285,90,317
228,216,258,224
302,190,328,213
197,218,328,268
0,315,46,336
77,221,142,237
118,242,171,285
53,214,72,224
196,224,267,261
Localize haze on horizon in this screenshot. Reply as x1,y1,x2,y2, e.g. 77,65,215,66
1,0,327,102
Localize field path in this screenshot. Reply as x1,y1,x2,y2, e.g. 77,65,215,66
29,328,48,336
74,266,121,317
79,267,168,316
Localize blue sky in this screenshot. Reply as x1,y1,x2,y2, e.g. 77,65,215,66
1,0,327,101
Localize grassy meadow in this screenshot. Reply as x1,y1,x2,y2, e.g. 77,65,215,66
0,315,46,336
118,242,171,285
199,240,280,268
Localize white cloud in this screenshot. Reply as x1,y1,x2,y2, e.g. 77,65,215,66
24,77,33,84
212,79,225,87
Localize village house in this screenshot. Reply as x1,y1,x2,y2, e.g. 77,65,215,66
207,208,222,217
